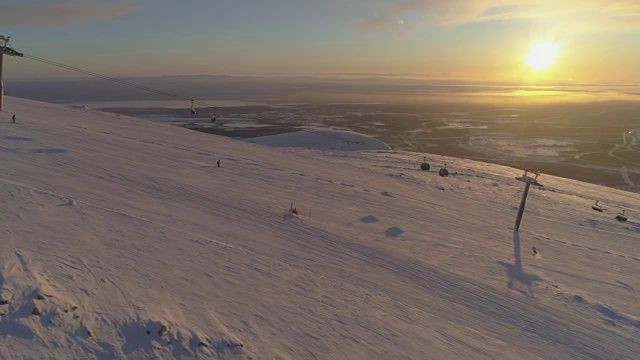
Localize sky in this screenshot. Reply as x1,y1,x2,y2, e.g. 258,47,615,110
1,0,640,82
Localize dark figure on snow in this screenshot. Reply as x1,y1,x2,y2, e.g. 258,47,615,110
217,159,221,168
532,246,537,256
12,114,16,123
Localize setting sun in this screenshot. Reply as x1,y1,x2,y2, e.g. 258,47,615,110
526,41,560,71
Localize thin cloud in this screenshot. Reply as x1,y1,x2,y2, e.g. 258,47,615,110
0,1,136,28
478,4,539,20
359,0,640,32
603,1,640,17
359,1,423,30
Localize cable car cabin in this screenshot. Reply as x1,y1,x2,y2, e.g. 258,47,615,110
615,210,628,222
211,116,217,123
592,201,603,212
190,108,197,114
420,157,430,171
438,165,449,177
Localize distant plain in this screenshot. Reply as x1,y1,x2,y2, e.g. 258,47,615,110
8,76,640,192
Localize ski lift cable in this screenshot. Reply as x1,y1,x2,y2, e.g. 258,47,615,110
21,53,213,108
15,50,219,109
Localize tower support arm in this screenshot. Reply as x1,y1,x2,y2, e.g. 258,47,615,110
1,47,23,57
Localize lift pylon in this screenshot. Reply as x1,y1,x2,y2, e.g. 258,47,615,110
514,169,543,232
0,36,24,112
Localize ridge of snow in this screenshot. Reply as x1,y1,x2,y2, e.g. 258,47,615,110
0,96,638,359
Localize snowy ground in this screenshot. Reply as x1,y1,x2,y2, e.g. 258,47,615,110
0,96,638,359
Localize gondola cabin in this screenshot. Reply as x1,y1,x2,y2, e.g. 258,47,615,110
592,201,603,212
420,157,430,171
615,210,628,222
438,164,449,177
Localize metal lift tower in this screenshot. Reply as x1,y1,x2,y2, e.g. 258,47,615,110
514,169,543,232
0,36,24,112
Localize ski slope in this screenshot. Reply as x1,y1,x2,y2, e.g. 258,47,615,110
0,96,638,359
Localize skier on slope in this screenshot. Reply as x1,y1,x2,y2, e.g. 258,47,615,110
12,114,16,123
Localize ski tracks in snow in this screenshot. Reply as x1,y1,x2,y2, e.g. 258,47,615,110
271,217,640,359
0,175,250,256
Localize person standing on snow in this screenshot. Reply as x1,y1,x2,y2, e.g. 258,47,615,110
12,114,16,123
217,159,221,168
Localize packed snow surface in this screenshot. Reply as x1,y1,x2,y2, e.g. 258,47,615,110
0,96,639,359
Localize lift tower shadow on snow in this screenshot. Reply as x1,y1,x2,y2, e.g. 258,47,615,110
512,169,542,272
0,36,24,113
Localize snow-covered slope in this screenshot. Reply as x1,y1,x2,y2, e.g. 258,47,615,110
0,96,638,359
246,129,390,151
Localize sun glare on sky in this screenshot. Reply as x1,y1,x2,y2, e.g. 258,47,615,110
525,41,560,71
